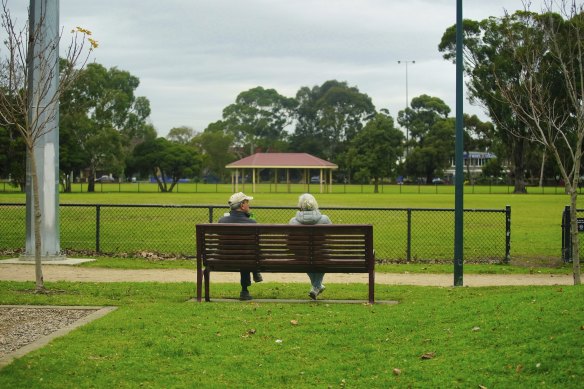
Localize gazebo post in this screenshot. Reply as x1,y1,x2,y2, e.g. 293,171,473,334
235,168,240,192
275,168,278,193
252,169,256,193
329,169,333,193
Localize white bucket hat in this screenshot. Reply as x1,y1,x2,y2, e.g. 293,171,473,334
228,192,253,208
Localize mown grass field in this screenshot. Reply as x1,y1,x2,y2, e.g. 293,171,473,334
0,281,582,388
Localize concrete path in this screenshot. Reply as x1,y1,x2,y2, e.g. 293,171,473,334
0,263,573,287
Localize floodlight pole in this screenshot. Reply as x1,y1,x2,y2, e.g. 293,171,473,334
454,0,464,285
22,0,63,261
397,60,415,156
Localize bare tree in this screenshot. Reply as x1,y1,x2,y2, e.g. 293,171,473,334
0,0,96,291
494,1,582,284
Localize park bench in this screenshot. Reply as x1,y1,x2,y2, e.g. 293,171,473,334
196,223,375,303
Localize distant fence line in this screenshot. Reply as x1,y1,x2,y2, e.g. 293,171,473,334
0,180,580,195
0,203,511,263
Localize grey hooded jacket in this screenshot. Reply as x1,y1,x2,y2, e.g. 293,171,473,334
289,210,332,225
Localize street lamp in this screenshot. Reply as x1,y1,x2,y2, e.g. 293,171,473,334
397,60,415,155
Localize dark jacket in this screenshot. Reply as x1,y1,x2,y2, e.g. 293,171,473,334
218,210,256,224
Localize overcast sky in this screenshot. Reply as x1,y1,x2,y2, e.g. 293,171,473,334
12,1,549,137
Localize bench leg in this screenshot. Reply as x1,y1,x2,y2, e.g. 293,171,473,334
204,269,210,302
196,265,202,302
368,271,375,304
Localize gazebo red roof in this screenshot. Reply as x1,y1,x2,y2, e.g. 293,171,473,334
226,153,337,169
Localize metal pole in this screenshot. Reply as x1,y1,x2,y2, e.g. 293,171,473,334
454,0,464,285
397,60,415,155
23,0,63,261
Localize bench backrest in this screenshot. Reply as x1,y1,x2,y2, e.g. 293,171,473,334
196,223,374,273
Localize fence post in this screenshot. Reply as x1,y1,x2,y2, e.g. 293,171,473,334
505,205,511,263
562,205,571,262
208,207,214,223
406,208,412,261
96,205,101,253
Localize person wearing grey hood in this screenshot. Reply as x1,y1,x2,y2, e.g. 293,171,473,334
289,193,332,300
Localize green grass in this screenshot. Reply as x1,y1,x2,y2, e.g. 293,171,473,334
0,281,582,387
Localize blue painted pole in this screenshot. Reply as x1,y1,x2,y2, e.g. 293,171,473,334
454,0,464,285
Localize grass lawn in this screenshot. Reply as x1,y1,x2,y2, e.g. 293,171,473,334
0,281,582,388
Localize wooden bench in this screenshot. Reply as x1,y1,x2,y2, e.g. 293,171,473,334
196,223,375,303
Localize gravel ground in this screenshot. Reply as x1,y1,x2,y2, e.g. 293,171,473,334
0,306,98,360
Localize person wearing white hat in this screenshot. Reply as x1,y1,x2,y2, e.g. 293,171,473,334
289,193,332,300
218,192,263,300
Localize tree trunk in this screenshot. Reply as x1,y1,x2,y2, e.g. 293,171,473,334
539,150,546,188
512,138,527,194
569,189,582,285
28,147,45,292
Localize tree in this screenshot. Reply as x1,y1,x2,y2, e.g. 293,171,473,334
129,137,201,192
398,95,455,183
0,0,96,291
488,3,582,284
0,123,26,190
348,112,404,192
439,14,532,193
59,62,154,190
463,114,497,184
193,120,235,182
167,126,195,144
290,80,376,178
222,86,296,155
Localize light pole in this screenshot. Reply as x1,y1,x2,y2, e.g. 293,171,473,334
397,60,415,155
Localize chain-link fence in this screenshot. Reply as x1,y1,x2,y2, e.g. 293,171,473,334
0,203,511,263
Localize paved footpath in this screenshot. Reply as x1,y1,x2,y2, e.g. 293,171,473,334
0,263,574,287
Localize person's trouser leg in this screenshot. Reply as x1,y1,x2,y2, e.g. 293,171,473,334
308,272,325,288
240,272,251,291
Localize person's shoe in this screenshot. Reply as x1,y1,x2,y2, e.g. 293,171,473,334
308,287,318,300
317,285,326,296
239,291,253,301
253,272,263,283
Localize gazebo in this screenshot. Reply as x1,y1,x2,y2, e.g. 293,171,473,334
226,153,338,193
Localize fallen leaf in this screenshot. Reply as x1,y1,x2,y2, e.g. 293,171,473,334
479,385,487,389
516,364,523,373
420,352,436,360
290,319,298,326
241,328,256,337
392,368,402,376
472,326,481,332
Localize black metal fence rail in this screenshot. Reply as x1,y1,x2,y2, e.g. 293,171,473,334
0,203,511,263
